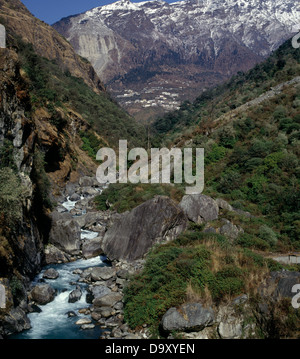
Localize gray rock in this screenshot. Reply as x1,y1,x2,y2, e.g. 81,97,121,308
219,220,244,240
116,269,130,279
260,271,300,300
93,292,123,308
79,176,100,187
56,206,68,213
30,284,56,305
80,267,94,281
42,268,59,280
81,324,95,330
114,301,124,310
216,198,233,212
161,303,215,333
2,307,31,336
90,267,116,281
81,187,99,196
217,302,253,339
69,193,81,202
102,196,187,261
74,198,90,210
72,212,107,229
73,269,83,275
82,237,104,259
86,285,112,304
66,311,77,318
49,213,81,255
179,194,219,224
91,311,102,321
75,318,92,325
44,245,71,265
98,307,114,318
218,317,243,339
232,208,253,218
68,286,82,303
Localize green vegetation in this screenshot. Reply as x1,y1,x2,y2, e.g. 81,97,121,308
31,152,54,210
123,40,300,337
124,227,283,334
0,139,17,171
0,168,26,226
13,37,147,149
94,183,185,213
152,40,300,140
79,130,105,158
151,39,300,250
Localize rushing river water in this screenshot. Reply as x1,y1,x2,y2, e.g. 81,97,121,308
11,255,108,339
11,194,108,339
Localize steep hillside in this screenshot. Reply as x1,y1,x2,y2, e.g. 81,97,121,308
0,0,105,93
151,38,300,250
53,0,298,121
0,1,146,335
108,39,300,339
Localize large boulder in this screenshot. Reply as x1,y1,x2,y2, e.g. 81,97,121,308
217,296,251,339
49,212,81,256
161,303,215,334
86,285,112,304
72,212,105,229
93,292,123,308
216,198,233,212
44,244,71,264
69,193,81,202
90,267,115,281
260,271,300,300
30,284,56,305
101,196,188,261
68,286,82,303
179,194,219,224
2,307,31,336
42,268,59,280
82,237,104,259
219,219,244,241
79,176,100,188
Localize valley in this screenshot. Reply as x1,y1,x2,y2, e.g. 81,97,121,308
53,0,299,121
0,0,299,340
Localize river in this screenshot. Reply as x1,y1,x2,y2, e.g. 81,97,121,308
10,192,108,339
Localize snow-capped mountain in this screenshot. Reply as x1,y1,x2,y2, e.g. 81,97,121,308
53,0,299,120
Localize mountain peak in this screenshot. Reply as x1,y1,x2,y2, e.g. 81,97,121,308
53,0,298,121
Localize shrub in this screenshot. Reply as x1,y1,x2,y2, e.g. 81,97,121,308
218,170,242,193
205,144,227,164
273,105,288,120
258,225,278,246
236,233,271,251
94,183,185,213
0,168,25,226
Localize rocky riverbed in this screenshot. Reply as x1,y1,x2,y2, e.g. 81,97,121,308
8,176,151,339
4,176,300,340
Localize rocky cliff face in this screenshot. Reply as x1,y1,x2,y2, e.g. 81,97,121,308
0,0,105,94
0,46,100,334
53,0,298,121
0,48,43,277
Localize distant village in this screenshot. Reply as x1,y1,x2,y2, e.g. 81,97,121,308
115,86,182,111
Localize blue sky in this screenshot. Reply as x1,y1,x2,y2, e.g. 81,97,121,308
21,0,174,25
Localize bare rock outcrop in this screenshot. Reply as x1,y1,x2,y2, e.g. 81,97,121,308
179,194,219,224
101,196,188,261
